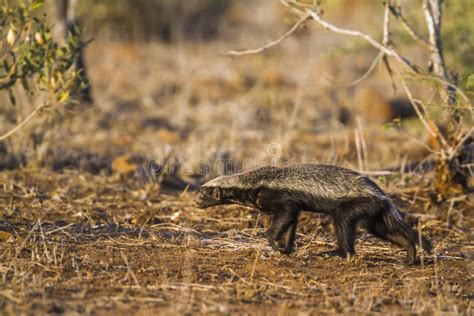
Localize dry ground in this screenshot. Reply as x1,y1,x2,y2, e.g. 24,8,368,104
1,2,473,314
0,169,472,314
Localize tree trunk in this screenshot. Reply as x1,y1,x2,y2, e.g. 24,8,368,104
423,0,456,109
55,0,93,104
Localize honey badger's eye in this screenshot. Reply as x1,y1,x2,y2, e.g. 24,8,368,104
212,187,221,200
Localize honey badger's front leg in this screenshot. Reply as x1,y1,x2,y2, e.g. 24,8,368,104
265,207,300,254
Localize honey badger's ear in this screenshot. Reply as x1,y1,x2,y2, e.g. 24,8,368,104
212,187,221,200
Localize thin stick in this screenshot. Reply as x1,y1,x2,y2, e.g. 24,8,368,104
228,268,251,285
446,199,455,228
224,13,310,57
323,53,382,87
249,250,259,283
448,127,473,160
121,251,140,287
382,3,397,93
405,74,471,105
251,213,261,237
361,170,398,176
388,4,431,48
401,80,448,150
44,223,74,236
302,7,420,73
357,118,369,170
138,216,151,240
354,125,364,172
0,291,21,304
382,2,391,47
0,102,46,141
38,220,52,264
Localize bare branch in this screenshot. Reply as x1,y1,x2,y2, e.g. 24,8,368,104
382,2,391,47
361,170,398,176
448,128,473,160
404,74,472,105
323,53,382,87
382,2,397,92
0,102,46,141
401,80,449,150
284,0,470,106
388,4,431,48
224,13,310,57
382,55,397,92
303,8,421,74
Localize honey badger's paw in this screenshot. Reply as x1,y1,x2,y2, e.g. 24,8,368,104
266,234,295,254
275,243,295,254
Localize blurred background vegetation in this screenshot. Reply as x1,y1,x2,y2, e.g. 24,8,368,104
69,0,474,79
1,0,472,179
74,0,230,41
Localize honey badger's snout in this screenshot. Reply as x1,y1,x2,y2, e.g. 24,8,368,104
194,185,223,208
194,190,205,207
194,188,214,208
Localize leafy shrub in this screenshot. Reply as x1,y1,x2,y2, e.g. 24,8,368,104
0,0,87,159
1,0,86,107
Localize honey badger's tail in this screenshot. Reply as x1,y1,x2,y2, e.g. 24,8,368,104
382,200,432,254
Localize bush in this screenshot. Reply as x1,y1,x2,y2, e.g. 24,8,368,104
0,0,87,155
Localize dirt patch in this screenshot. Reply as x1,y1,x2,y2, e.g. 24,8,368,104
0,170,471,314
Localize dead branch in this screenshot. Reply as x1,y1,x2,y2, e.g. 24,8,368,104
382,2,391,47
404,74,471,105
224,13,310,57
0,102,47,141
401,80,449,150
388,4,431,48
225,0,471,177
382,2,397,92
289,1,471,107
448,127,473,161
299,6,421,74
320,4,385,88
323,52,382,87
121,251,140,287
228,0,471,112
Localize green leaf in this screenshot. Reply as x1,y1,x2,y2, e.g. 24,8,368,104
31,0,44,10
58,91,69,103
467,74,474,89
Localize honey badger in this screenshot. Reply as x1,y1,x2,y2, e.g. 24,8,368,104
195,164,432,265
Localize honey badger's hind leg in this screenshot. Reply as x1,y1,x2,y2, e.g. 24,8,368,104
266,207,299,254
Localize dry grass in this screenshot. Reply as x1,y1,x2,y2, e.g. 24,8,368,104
0,2,472,314
0,169,472,314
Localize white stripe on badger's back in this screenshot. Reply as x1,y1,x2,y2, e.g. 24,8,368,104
202,164,385,200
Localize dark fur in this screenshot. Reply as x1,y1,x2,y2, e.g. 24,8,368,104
195,164,432,264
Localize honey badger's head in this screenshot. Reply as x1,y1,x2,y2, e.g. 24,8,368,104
195,186,223,208
195,175,237,208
